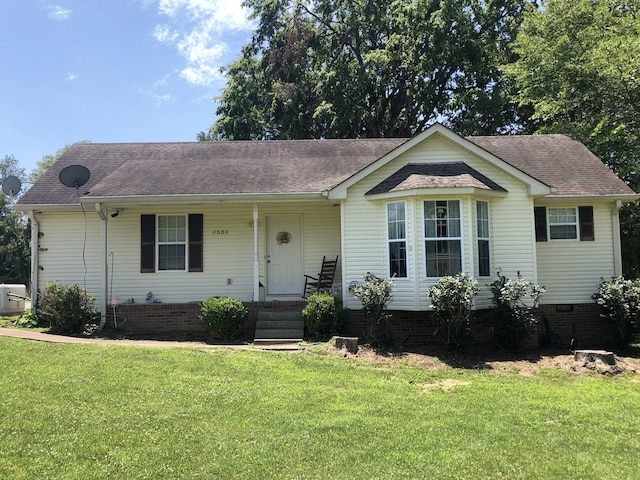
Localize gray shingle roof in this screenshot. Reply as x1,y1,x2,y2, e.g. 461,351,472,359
366,163,507,195
17,132,635,206
467,134,635,197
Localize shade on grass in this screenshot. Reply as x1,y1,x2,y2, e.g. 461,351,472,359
0,338,639,479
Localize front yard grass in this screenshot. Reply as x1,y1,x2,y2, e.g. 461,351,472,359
0,337,639,479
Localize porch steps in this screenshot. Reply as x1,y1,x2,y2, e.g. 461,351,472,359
254,310,304,343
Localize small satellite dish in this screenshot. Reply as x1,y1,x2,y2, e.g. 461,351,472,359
58,164,90,196
1,175,22,196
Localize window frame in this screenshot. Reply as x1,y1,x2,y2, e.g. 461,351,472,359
140,213,203,273
476,200,491,278
423,199,463,278
386,201,408,279
547,206,579,241
157,214,188,272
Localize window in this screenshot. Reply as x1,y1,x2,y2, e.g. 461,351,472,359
387,202,407,278
140,214,203,273
476,201,490,277
534,206,594,242
548,207,578,240
424,200,462,277
158,215,187,270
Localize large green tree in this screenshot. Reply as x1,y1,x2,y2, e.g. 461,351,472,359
28,145,72,184
505,0,640,275
0,155,30,284
201,0,534,141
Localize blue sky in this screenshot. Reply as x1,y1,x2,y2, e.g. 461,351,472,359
1,0,255,177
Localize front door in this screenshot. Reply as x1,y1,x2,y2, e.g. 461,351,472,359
266,215,302,296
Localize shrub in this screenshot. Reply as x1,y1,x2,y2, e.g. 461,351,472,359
302,291,346,339
592,276,640,347
349,272,394,347
490,271,545,350
200,297,248,340
12,310,43,328
37,281,96,334
428,273,479,349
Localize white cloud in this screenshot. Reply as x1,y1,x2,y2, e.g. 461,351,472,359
66,73,78,81
148,0,255,86
47,5,73,21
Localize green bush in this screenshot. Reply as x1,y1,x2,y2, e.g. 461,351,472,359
349,272,394,347
302,292,346,339
37,281,96,335
593,276,640,347
12,310,44,328
200,296,248,340
490,271,545,350
428,273,478,349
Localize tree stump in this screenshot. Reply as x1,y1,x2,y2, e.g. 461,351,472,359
574,350,616,366
335,336,358,354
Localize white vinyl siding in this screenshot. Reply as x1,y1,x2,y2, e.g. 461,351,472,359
536,203,616,303
33,210,103,306
34,202,340,307
342,134,538,311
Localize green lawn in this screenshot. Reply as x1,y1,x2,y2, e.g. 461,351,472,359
0,338,639,479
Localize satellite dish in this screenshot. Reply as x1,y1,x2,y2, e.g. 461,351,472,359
58,164,90,196
1,175,22,196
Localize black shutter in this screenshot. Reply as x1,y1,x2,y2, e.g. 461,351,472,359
534,207,547,242
188,214,203,272
141,214,155,273
579,206,594,241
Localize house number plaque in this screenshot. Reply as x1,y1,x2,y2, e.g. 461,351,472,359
212,229,229,235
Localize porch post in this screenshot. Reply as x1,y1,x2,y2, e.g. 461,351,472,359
612,200,623,277
253,204,260,301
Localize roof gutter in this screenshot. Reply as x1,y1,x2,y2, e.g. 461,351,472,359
79,192,328,205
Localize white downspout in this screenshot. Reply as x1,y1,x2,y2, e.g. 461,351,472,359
27,210,40,313
95,203,108,331
253,205,260,302
612,200,623,277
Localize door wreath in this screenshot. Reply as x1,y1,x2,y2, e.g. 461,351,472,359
276,231,291,245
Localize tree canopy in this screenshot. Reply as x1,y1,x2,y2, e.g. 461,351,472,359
202,0,534,141
505,0,640,187
0,155,30,284
506,0,640,275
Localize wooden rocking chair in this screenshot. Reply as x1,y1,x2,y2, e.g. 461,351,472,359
303,256,338,298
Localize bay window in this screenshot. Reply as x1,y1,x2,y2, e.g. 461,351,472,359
424,200,462,277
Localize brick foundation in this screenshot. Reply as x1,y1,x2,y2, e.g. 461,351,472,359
112,301,611,348
113,301,306,339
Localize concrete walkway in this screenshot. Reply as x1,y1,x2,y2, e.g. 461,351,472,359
0,327,301,351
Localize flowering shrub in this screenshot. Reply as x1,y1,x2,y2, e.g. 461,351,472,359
592,277,640,347
349,273,394,346
490,271,545,350
428,273,479,348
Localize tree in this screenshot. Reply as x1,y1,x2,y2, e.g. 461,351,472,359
0,155,30,284
201,0,534,141
505,0,640,275
28,145,72,183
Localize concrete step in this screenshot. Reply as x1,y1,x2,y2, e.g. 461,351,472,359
256,320,304,330
254,328,303,340
257,310,302,322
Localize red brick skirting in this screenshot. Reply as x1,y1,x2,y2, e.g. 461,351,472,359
113,302,611,348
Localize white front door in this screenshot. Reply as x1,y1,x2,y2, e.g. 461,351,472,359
266,215,302,295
